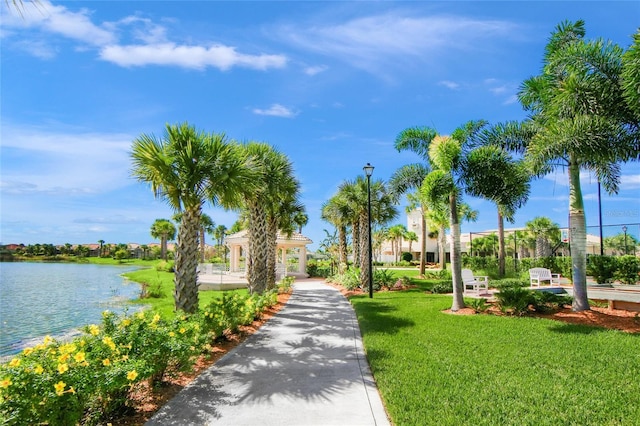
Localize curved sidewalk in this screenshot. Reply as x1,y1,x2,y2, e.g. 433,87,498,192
147,279,390,426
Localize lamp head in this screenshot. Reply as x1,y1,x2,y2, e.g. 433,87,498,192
363,163,374,177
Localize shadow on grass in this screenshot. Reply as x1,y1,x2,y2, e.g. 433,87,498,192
546,322,640,335
350,299,416,336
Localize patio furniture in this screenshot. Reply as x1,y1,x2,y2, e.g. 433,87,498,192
462,268,489,295
529,267,561,287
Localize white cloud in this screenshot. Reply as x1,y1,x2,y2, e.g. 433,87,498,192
0,124,133,194
438,80,460,90
278,13,518,74
3,0,116,46
100,43,287,70
620,174,640,190
304,65,328,76
252,104,297,118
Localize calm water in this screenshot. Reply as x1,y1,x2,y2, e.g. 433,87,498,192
0,262,142,356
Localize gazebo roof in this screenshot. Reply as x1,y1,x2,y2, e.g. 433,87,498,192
225,229,312,245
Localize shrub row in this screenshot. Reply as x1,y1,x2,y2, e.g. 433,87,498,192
587,255,639,284
0,291,279,425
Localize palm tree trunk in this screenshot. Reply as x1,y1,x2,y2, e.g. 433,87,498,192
338,225,348,273
359,214,370,289
439,226,446,270
200,227,205,263
266,218,278,290
419,207,427,275
174,207,200,313
352,220,360,268
449,193,465,311
568,160,590,311
161,236,167,260
498,211,506,277
247,201,268,294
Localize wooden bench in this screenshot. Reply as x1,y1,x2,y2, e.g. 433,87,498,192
529,267,561,287
462,268,489,295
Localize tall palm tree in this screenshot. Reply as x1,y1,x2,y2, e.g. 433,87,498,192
321,195,352,272
213,224,228,263
462,144,530,276
98,239,105,257
388,163,431,274
403,120,487,311
387,224,407,263
150,219,176,261
131,122,255,313
525,217,561,259
519,21,638,311
405,231,418,256
199,213,215,263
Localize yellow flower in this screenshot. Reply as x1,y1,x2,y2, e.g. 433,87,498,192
179,327,186,334
102,358,111,366
68,386,76,394
58,353,70,363
34,365,44,374
54,381,66,396
74,352,86,363
126,370,138,381
43,335,53,345
23,347,34,356
102,336,116,351
136,312,145,320
59,343,76,354
169,332,175,337
88,324,100,336
8,358,20,368
57,363,69,374
152,314,161,323
0,378,11,388
121,355,129,361
121,319,131,327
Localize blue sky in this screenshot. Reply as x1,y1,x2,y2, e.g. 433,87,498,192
1,1,639,250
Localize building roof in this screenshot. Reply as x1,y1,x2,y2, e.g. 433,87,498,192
226,229,312,245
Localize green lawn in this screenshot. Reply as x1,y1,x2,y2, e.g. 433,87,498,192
350,289,640,425
123,268,247,318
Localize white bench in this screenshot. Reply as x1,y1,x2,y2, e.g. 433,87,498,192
529,267,561,287
462,269,489,295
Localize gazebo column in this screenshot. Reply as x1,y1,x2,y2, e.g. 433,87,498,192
299,246,307,274
280,247,287,270
230,244,241,272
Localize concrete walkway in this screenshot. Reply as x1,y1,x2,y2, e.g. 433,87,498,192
147,279,390,426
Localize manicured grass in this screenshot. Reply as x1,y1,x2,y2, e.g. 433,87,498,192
350,289,640,425
123,268,247,318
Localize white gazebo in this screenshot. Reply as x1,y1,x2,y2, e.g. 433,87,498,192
225,230,313,278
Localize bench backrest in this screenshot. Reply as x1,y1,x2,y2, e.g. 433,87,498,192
461,268,476,282
529,267,551,279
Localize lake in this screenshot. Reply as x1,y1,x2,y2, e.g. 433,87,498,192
0,262,142,357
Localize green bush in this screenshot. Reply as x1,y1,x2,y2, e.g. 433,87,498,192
615,255,640,285
422,270,451,280
495,286,535,316
401,252,413,262
467,297,489,313
587,255,617,284
429,280,453,294
531,291,572,314
492,278,529,290
306,259,332,277
374,269,396,288
155,260,175,272
329,268,361,290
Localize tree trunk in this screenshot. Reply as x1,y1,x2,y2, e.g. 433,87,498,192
161,236,167,260
266,218,278,290
247,201,268,294
352,220,360,269
200,227,205,263
359,214,371,290
449,193,465,311
439,226,446,270
419,207,427,276
498,211,506,277
338,225,348,273
174,208,200,314
569,159,590,311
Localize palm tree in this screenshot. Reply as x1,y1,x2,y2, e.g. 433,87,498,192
401,120,487,311
387,224,407,263
199,213,215,263
131,122,255,313
213,224,228,263
518,21,638,311
98,239,105,257
405,231,418,256
388,163,431,274
321,195,352,273
525,217,561,259
462,143,531,276
150,219,176,261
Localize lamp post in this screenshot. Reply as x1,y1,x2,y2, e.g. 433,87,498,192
622,226,628,255
363,163,374,299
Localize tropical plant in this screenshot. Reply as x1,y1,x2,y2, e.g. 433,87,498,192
321,194,352,273
131,122,255,313
518,20,639,311
150,219,176,261
525,217,560,259
388,162,431,275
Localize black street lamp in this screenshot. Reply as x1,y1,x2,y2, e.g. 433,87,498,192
363,163,374,299
622,225,628,255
